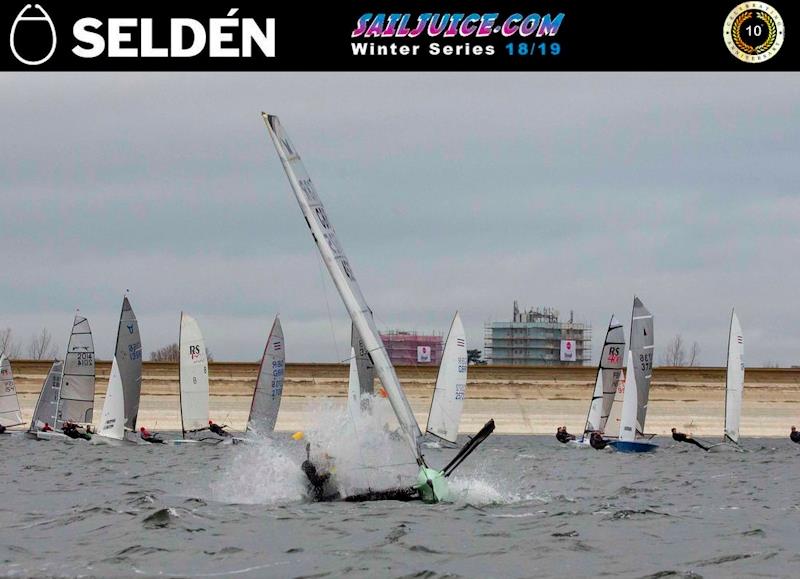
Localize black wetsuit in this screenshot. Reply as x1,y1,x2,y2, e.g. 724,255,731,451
589,432,608,450
302,460,339,502
556,430,576,444
209,423,230,437
0,424,6,434
672,431,708,450
790,431,800,444
63,425,91,440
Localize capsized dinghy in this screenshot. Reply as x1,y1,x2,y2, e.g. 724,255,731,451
263,113,494,503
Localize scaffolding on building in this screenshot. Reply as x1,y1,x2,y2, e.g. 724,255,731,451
380,330,444,366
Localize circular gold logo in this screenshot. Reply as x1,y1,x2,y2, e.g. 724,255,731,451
724,3,784,63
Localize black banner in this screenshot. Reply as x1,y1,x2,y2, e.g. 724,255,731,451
3,1,797,71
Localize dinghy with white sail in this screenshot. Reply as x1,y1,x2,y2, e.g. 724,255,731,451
115,296,143,441
247,316,285,434
262,113,494,502
425,312,467,446
93,357,126,445
56,314,96,428
27,360,66,440
609,297,657,452
572,316,625,447
175,313,211,444
707,310,745,452
0,357,24,430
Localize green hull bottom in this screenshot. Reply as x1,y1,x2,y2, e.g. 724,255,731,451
415,467,449,503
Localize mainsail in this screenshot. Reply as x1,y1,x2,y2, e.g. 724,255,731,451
247,316,285,433
724,310,744,444
263,113,423,462
628,297,654,435
98,357,125,440
618,350,639,442
56,315,95,426
425,312,467,444
115,296,143,430
0,357,24,427
179,313,209,436
29,360,63,431
583,316,625,435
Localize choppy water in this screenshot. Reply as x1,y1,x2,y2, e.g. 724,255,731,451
1,428,799,578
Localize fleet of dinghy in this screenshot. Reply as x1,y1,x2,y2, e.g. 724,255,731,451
262,112,494,503
609,297,657,453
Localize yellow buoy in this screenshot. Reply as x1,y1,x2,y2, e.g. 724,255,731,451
292,431,304,440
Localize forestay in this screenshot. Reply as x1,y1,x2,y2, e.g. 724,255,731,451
425,312,467,444
263,113,423,461
29,360,63,431
0,357,23,427
98,357,125,440
179,313,209,436
583,316,625,435
115,296,143,430
724,310,744,444
247,316,285,433
57,315,95,426
629,297,654,436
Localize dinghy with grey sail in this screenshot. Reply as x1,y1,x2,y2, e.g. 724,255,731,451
609,297,657,453
27,360,66,440
347,322,375,420
246,316,285,434
57,314,96,429
115,296,143,442
707,310,745,452
573,316,625,447
0,357,24,431
262,113,494,503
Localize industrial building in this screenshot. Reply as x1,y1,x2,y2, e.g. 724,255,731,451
380,330,443,366
484,302,592,366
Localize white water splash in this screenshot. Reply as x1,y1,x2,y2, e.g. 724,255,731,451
208,435,307,505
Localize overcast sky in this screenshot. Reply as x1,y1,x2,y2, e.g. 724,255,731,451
1,73,798,366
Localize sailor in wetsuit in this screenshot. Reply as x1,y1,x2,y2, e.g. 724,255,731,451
0,424,5,434
790,426,800,444
208,420,230,437
671,428,708,450
589,431,608,450
301,443,339,501
139,425,164,444
62,421,91,440
556,426,576,444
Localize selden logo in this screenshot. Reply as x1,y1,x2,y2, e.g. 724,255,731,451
10,4,57,65
9,6,275,65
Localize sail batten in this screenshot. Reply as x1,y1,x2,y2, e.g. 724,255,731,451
0,357,24,427
425,312,467,444
263,113,422,461
247,316,285,433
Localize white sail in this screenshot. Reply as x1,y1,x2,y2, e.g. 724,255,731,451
629,297,654,435
618,351,639,442
425,312,467,444
98,357,125,440
0,357,23,427
29,360,63,431
724,310,744,444
606,367,626,438
247,316,285,433
56,315,95,426
263,113,422,461
179,313,209,436
583,316,625,435
115,296,143,430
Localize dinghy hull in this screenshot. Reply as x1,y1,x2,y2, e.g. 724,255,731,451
706,442,745,453
609,440,658,453
415,467,449,503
